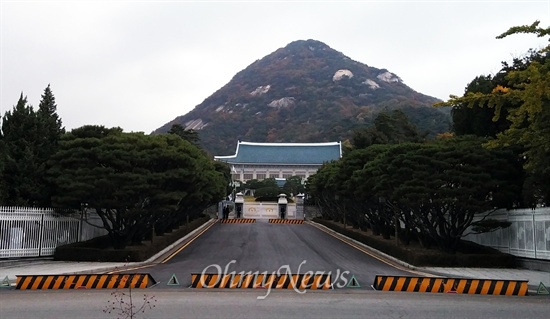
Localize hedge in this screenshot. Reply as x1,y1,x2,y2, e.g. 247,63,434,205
312,218,518,268
54,216,211,262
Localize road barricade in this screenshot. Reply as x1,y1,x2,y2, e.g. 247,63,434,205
219,219,256,224
268,219,304,224
372,275,528,296
16,273,156,290
191,273,330,289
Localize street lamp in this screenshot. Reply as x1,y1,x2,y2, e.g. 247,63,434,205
79,203,88,242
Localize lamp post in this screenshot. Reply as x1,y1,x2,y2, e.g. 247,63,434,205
79,203,88,242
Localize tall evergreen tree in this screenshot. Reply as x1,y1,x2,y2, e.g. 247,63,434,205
37,84,64,156
1,94,41,206
35,85,65,206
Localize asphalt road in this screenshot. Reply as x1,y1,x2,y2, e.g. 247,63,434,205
2,219,548,318
1,289,548,319
140,220,414,289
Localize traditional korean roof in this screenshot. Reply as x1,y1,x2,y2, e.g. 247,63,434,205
214,141,342,165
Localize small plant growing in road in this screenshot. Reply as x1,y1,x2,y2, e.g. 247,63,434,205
103,274,157,319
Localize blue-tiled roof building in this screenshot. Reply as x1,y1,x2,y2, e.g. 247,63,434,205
214,141,342,182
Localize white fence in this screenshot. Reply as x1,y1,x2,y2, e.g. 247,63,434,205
0,206,108,258
465,207,550,260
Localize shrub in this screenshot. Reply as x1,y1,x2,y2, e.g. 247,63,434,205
312,218,518,268
254,187,282,199
54,216,211,262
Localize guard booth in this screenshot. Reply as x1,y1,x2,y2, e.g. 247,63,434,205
278,194,288,219
234,192,244,218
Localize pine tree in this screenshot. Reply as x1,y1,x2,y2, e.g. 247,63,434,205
37,84,65,157
35,85,65,206
1,94,41,206
1,86,65,206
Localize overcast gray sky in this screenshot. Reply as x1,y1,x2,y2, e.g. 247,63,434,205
1,0,549,134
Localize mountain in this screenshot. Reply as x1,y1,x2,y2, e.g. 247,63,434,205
152,39,451,156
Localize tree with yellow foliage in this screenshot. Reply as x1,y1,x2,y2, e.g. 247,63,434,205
437,21,550,205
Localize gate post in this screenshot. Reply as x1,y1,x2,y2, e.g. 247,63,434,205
235,192,244,218
278,194,288,219
296,193,305,220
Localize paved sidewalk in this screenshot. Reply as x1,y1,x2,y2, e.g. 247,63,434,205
0,259,134,284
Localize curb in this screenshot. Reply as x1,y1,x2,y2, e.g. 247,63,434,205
307,220,544,295
307,221,421,272
72,218,219,274
0,257,54,268
145,218,219,263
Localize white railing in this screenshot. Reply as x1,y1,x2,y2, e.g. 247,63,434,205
0,206,107,258
465,207,550,260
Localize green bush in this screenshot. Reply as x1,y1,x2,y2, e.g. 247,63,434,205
254,187,282,198
54,216,211,262
312,218,518,268
254,196,279,202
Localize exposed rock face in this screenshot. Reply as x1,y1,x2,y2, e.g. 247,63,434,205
250,85,271,96
333,69,354,81
363,79,380,89
185,119,207,130
377,71,401,83
268,97,295,108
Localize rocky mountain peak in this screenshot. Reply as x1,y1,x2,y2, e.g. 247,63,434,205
153,40,449,156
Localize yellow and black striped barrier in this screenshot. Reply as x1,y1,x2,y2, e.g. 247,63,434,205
268,219,304,224
16,273,156,290
373,275,528,296
219,219,256,224
191,273,331,289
